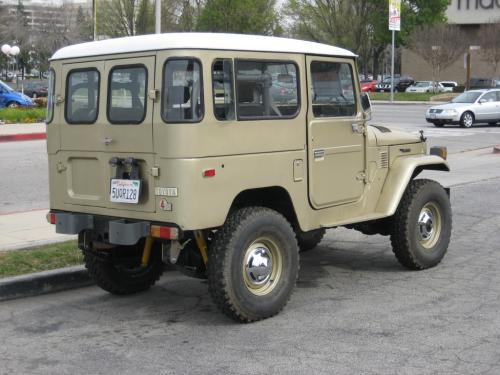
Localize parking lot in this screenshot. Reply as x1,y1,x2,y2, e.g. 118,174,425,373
1,103,500,374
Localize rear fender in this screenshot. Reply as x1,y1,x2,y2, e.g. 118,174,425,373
375,155,449,217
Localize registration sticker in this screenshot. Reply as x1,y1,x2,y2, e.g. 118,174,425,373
110,179,141,204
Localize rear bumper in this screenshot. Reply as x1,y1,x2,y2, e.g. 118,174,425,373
50,211,178,246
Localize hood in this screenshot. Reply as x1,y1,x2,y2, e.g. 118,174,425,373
369,125,422,146
429,102,471,110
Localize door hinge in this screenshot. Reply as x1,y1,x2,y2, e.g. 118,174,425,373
356,172,367,183
148,89,159,101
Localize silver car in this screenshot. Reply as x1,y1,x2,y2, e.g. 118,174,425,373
425,89,500,128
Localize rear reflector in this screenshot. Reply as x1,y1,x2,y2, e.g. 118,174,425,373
150,225,179,240
203,169,216,177
46,212,56,225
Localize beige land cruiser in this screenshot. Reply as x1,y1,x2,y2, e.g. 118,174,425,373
46,33,451,323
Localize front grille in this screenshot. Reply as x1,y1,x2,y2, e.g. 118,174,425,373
429,109,443,114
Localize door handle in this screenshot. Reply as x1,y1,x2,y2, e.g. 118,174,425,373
102,137,113,146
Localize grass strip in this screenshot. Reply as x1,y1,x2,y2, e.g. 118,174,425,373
0,107,47,123
369,92,436,101
0,241,83,279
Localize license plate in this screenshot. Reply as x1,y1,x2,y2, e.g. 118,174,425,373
430,113,436,119
110,179,141,204
380,89,385,93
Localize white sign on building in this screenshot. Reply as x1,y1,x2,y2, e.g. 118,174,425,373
446,0,500,24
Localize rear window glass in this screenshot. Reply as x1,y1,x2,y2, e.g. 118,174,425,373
65,69,99,124
212,59,235,121
162,59,203,123
108,65,147,124
311,61,356,118
46,69,55,124
235,60,299,119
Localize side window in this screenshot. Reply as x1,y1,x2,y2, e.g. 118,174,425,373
212,59,235,121
310,61,356,118
46,68,55,124
65,69,99,124
481,92,497,102
235,60,299,119
108,65,147,124
163,58,203,123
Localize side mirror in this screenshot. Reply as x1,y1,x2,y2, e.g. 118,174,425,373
479,99,486,104
361,92,371,121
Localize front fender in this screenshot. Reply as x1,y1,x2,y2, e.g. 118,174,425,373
375,155,449,217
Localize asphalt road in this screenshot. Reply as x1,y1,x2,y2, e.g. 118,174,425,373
1,177,500,374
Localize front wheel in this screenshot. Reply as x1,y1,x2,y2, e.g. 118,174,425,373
390,179,452,270
208,207,299,323
460,111,474,128
6,101,18,108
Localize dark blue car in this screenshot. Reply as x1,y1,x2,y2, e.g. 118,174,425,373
0,80,34,108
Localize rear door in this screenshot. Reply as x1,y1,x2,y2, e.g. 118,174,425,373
59,56,157,212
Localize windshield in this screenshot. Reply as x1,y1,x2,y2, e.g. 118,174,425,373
0,81,13,92
452,92,482,103
415,82,431,87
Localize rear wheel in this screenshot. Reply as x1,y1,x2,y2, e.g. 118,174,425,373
390,179,452,270
296,228,326,252
83,239,164,295
460,111,474,128
6,101,18,108
208,207,299,323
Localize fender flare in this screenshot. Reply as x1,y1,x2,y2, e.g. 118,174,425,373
375,155,449,217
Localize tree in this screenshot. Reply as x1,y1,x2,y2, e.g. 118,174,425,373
408,24,467,87
197,0,281,35
478,22,500,77
283,0,449,76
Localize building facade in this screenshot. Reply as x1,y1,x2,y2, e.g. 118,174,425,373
402,0,500,83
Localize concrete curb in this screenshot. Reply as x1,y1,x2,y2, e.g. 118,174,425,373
0,265,93,302
0,132,46,142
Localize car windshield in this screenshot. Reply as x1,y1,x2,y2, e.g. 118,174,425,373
415,82,431,87
0,81,13,92
452,92,482,103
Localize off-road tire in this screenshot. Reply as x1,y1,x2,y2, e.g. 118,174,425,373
460,111,474,128
390,179,452,270
296,228,326,252
208,207,299,323
83,242,163,295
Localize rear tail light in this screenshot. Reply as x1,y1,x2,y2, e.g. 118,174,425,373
150,225,179,240
46,212,56,225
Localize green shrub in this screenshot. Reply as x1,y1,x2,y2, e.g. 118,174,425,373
0,107,47,123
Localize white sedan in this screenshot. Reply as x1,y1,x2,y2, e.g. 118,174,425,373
425,89,500,127
406,81,445,93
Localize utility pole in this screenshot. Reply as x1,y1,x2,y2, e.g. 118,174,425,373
155,0,161,34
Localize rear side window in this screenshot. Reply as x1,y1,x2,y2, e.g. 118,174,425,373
235,60,299,119
46,68,55,124
212,59,235,121
311,61,356,118
65,69,99,124
108,65,147,124
162,58,203,123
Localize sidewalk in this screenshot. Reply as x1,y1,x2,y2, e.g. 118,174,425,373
0,209,75,252
0,122,46,142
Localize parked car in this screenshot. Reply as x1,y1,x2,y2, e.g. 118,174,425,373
22,81,48,98
375,76,414,92
425,89,500,128
0,80,34,108
439,81,458,93
406,81,445,93
468,78,496,90
395,76,415,92
361,80,377,92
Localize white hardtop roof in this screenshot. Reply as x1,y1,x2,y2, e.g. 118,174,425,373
51,33,356,61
